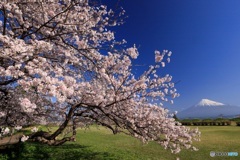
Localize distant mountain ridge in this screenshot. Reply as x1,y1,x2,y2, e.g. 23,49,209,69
177,99,240,119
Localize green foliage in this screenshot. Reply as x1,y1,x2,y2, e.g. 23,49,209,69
214,118,228,122
192,119,201,122
202,119,212,122
181,119,191,122
179,118,234,126
173,114,179,121
230,118,240,122
0,154,8,160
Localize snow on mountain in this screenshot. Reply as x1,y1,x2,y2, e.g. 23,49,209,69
196,99,224,106
177,99,240,119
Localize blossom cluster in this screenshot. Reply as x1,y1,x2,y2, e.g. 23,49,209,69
0,127,10,137
0,0,200,152
0,126,22,138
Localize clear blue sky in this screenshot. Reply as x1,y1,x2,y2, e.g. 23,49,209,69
103,0,240,111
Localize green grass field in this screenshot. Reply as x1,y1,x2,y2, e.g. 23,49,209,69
1,126,240,160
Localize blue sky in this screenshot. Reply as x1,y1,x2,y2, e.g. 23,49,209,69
103,0,240,111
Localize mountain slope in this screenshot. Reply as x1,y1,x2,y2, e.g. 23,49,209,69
177,99,240,119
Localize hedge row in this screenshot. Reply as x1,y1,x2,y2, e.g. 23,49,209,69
181,121,231,126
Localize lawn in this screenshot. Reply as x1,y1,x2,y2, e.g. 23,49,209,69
1,126,240,160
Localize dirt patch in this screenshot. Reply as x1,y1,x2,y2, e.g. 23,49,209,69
0,134,23,147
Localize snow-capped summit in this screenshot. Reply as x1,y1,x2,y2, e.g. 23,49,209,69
196,99,224,107
177,99,240,119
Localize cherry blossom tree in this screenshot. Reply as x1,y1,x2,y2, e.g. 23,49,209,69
0,0,200,153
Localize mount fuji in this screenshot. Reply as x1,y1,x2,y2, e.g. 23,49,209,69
177,99,240,119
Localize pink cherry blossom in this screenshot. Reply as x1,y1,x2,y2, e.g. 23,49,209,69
0,0,200,153
21,135,29,142
126,45,139,59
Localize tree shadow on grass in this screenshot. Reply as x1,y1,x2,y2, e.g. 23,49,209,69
0,142,118,160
